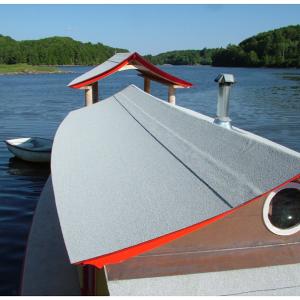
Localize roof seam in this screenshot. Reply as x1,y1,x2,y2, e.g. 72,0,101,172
114,87,268,202
113,94,233,209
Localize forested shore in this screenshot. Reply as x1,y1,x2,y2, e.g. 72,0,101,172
0,25,299,69
0,35,127,66
146,25,300,68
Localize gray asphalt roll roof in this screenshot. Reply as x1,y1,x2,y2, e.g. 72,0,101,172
52,84,300,264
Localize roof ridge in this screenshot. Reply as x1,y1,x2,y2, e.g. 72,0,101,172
114,90,237,208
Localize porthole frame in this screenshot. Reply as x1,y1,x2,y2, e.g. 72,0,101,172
263,182,300,236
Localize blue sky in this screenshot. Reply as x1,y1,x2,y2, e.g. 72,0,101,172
0,4,299,54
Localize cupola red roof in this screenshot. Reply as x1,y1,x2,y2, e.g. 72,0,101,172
68,52,192,89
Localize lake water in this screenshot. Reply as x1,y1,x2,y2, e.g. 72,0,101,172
0,66,299,295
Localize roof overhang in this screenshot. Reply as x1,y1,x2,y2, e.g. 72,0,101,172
68,52,193,89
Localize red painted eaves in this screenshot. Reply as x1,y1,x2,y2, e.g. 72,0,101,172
69,52,193,89
69,54,135,89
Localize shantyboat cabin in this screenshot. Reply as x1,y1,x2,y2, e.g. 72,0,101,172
21,53,300,296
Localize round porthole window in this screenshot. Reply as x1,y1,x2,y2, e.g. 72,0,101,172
263,183,300,236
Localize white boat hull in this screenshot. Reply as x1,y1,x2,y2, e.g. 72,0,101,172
5,137,52,163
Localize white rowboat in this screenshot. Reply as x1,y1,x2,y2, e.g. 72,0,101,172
5,137,52,163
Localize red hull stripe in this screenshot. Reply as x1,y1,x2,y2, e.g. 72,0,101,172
69,52,192,89
77,174,300,269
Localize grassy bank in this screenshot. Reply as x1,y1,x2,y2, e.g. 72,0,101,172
0,64,61,74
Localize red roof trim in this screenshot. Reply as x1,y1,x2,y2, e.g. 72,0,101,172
133,53,192,88
69,52,192,89
76,173,300,269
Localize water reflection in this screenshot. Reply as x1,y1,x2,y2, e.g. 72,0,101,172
282,74,300,82
0,149,49,295
7,157,50,177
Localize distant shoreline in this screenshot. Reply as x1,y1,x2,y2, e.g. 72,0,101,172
0,63,299,76
0,70,71,75
0,64,73,75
